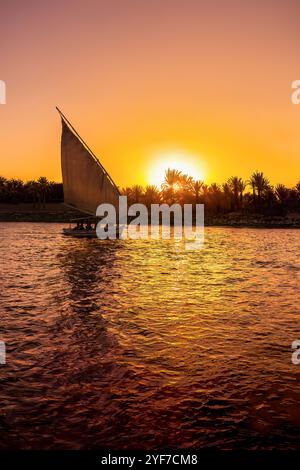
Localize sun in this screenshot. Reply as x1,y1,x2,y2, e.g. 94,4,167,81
148,151,206,187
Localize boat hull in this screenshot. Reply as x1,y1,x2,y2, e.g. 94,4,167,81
62,228,97,238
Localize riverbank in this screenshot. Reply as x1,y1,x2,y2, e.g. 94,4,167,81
1,203,300,227
0,203,84,222
205,212,300,228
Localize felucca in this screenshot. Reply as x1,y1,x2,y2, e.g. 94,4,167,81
57,107,120,237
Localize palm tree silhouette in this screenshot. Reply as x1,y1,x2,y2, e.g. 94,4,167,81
144,185,161,207
6,179,24,203
130,185,144,204
191,180,204,204
275,184,289,209
37,176,50,207
0,176,8,202
162,168,182,190
248,171,270,211
26,180,39,207
227,176,246,210
2,169,300,218
161,168,182,204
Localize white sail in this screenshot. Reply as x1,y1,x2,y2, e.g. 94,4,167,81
58,109,120,215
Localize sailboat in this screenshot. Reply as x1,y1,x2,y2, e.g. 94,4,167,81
57,108,121,238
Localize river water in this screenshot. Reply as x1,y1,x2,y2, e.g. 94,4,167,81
0,223,300,449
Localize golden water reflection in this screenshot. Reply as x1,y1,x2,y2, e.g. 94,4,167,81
1,224,300,449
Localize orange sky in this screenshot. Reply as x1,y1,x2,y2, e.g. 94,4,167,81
1,0,300,187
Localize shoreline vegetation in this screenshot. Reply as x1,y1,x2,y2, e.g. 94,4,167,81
1,171,300,227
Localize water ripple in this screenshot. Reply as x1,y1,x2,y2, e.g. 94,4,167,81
0,223,300,449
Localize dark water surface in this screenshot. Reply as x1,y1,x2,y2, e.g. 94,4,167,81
1,223,300,449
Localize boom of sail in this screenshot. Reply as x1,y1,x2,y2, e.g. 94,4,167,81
58,107,120,215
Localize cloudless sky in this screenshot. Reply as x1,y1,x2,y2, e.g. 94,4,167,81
1,0,300,187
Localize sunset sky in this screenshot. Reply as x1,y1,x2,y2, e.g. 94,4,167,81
1,0,300,187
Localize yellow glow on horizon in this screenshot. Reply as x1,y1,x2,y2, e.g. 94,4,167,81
148,151,206,187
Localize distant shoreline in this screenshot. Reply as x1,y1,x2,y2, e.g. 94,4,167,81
0,203,83,223
1,203,300,228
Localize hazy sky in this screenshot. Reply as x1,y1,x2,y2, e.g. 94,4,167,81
1,0,300,187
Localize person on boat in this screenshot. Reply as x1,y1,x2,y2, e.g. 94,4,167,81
72,222,80,231
86,222,92,231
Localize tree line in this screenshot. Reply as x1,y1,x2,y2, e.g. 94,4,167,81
122,170,300,216
0,176,63,206
1,170,300,215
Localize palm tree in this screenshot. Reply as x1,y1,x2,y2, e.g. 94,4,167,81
177,174,194,204
143,185,161,207
275,184,289,204
162,168,182,190
130,185,144,204
25,180,39,206
227,176,246,210
161,168,182,204
179,174,193,190
227,176,240,210
37,176,50,207
249,171,270,198
121,187,132,197
6,178,24,203
208,183,222,213
237,179,246,207
191,180,204,204
222,182,232,212
48,181,63,202
200,183,209,203
248,171,270,211
0,176,8,202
